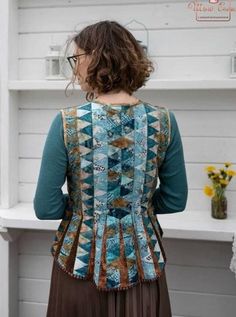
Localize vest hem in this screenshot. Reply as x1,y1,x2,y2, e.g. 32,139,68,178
50,249,166,292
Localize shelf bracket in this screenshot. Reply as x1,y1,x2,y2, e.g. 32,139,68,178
0,226,23,242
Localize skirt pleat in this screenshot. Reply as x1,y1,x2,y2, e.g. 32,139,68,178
46,258,172,317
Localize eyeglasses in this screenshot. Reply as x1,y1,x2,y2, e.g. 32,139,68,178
67,53,87,70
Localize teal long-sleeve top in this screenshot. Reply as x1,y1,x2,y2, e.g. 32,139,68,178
33,108,188,220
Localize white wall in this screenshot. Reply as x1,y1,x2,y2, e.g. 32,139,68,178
11,0,236,316
164,238,236,317
18,231,54,317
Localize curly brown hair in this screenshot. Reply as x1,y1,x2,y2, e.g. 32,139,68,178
64,20,155,101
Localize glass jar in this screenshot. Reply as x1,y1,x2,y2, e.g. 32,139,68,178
211,194,227,219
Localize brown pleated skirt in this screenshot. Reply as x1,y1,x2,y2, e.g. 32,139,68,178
46,258,172,317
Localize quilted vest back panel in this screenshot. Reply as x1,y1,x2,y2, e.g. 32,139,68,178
50,101,171,291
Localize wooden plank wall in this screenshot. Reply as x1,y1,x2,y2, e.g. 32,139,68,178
16,0,236,316
18,230,236,317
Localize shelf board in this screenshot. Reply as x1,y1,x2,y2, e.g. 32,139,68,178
0,203,235,242
8,79,236,90
0,203,58,231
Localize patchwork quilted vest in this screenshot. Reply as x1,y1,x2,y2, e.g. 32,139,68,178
50,100,171,291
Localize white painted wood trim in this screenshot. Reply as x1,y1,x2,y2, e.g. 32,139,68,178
0,0,19,208
0,236,9,317
8,79,236,90
0,231,18,317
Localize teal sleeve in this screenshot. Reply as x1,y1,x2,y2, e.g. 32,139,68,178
33,112,69,220
152,111,188,214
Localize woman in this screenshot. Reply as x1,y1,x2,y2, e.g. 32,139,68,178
34,20,188,317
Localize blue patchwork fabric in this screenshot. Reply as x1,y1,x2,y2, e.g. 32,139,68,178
50,101,171,291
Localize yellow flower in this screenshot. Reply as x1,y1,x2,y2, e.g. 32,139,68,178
205,166,216,173
219,179,229,185
203,185,215,197
227,170,236,177
224,162,232,168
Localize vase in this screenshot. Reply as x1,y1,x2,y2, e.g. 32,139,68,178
211,194,227,219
